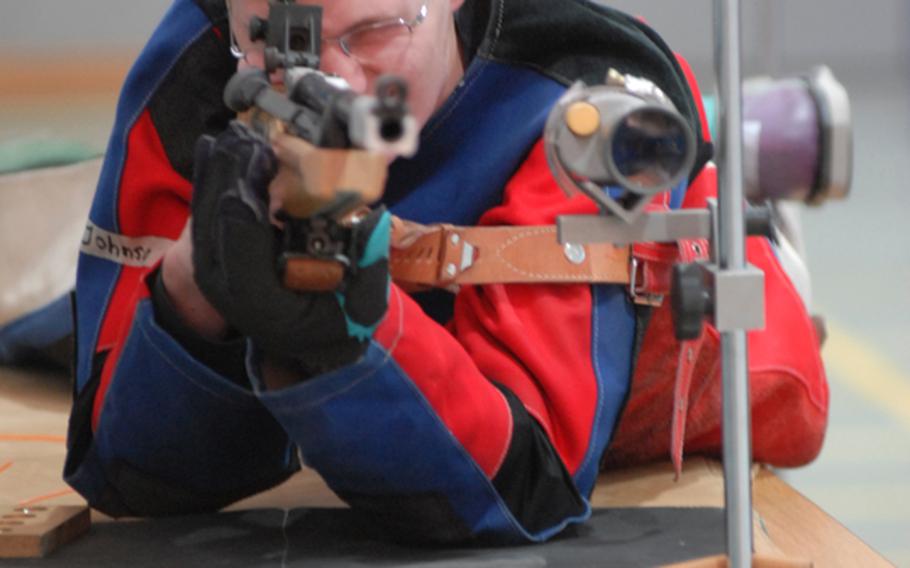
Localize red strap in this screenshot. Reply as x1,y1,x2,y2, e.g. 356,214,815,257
631,241,682,297
671,337,703,478
664,237,710,477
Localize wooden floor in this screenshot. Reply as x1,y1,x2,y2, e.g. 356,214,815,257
0,364,893,565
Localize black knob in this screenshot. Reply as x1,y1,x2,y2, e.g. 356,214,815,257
264,47,284,73
745,203,774,239
249,16,269,42
223,69,270,112
670,263,710,340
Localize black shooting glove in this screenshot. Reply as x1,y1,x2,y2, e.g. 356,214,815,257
191,121,391,374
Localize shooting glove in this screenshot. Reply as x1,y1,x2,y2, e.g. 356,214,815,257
191,121,391,375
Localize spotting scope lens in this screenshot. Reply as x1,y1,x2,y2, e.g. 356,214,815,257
610,108,691,192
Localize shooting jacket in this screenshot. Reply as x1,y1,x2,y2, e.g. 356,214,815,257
63,0,827,543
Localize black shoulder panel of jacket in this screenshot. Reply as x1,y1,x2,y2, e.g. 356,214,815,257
456,0,712,179
147,0,236,181
193,0,229,22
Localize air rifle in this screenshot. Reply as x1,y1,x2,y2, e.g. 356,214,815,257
221,2,417,291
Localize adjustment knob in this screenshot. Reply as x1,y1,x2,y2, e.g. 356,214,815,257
263,47,284,73
670,262,711,340
565,101,601,137
745,203,774,239
249,16,269,42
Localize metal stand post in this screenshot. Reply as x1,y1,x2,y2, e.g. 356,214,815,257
714,0,754,566
550,4,768,563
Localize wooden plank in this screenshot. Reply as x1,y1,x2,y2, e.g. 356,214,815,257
752,467,893,568
664,553,812,567
594,457,727,508
0,505,90,558
595,458,893,565
594,458,783,556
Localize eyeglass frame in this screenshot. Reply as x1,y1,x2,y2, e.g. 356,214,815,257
225,0,429,64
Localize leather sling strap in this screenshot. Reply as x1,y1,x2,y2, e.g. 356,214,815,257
281,215,691,303
390,217,634,291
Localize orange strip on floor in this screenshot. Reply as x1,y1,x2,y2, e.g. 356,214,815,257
0,435,66,444
18,488,77,507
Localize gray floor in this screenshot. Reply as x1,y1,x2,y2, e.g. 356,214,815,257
1,49,909,568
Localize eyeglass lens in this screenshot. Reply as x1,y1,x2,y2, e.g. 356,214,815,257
342,23,415,65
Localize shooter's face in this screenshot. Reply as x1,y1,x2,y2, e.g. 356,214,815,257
227,0,465,130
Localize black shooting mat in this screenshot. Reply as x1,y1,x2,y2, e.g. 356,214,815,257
4,506,725,567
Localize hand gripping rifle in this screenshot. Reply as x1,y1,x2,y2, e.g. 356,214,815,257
221,2,417,291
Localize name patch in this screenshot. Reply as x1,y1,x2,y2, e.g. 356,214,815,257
80,222,174,267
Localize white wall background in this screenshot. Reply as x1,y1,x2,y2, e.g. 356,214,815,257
605,0,910,83
2,0,908,75
0,1,173,51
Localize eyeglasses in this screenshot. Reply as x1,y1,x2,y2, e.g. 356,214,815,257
227,1,429,67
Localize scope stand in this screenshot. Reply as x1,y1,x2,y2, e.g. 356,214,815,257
712,0,754,564
558,0,813,565
558,201,766,339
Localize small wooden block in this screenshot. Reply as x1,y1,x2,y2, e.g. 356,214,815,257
0,505,90,558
